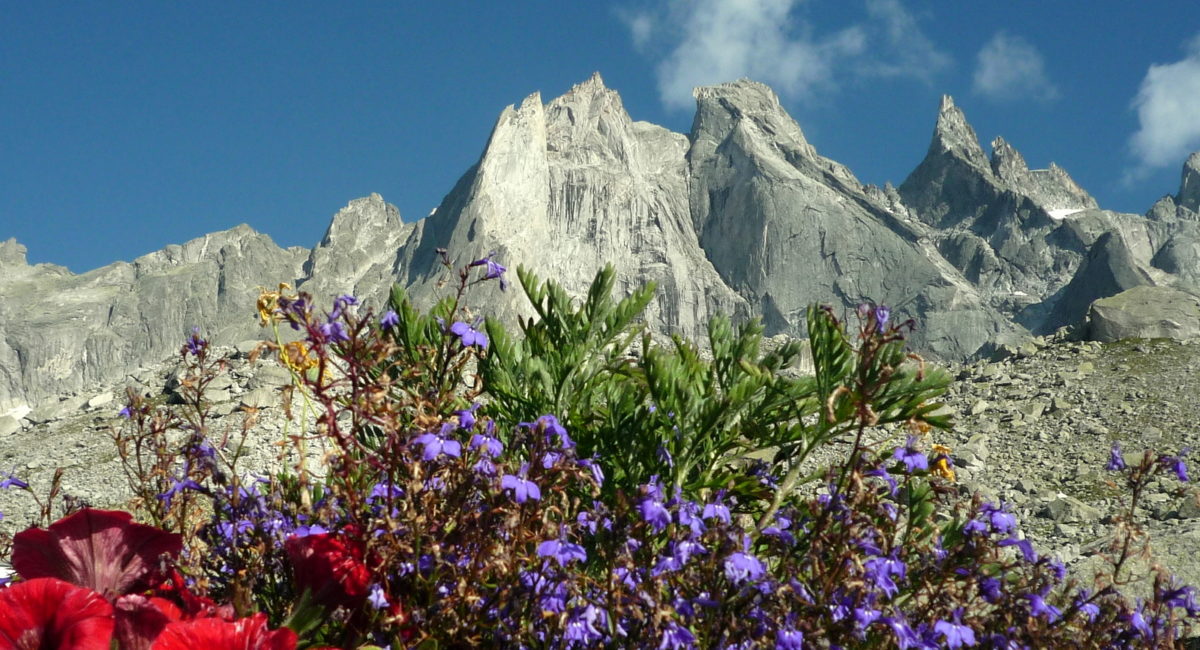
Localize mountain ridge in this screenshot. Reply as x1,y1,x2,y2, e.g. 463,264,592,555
2,74,1198,419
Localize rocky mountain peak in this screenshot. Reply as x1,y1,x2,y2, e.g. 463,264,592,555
690,79,812,157
989,136,1027,183
1179,151,1200,212
0,238,28,267
931,94,989,170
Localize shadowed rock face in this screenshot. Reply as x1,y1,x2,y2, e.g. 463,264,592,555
1,75,1198,417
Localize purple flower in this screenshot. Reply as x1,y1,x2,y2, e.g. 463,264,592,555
368,584,389,609
934,618,977,648
501,470,541,504
702,496,731,524
865,553,906,598
867,465,899,496
413,425,463,461
979,577,1003,603
723,551,766,585
880,616,920,649
470,432,504,458
775,627,804,650
379,309,400,329
1128,605,1152,636
0,471,28,490
893,435,928,473
1106,442,1126,471
450,321,488,349
157,475,203,509
639,497,671,533
455,403,481,430
1075,590,1101,621
522,414,572,449
578,457,605,486
564,604,605,645
118,406,133,418
184,326,208,356
977,501,1017,535
1026,593,1061,622
874,304,891,333
329,294,358,320
999,536,1038,563
537,538,587,566
469,251,508,290
1163,451,1191,482
319,320,350,342
658,622,695,650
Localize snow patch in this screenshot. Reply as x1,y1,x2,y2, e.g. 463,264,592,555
1048,208,1084,220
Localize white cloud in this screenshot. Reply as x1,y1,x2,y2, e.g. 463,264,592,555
1128,35,1200,172
972,32,1058,102
863,0,951,80
624,0,948,111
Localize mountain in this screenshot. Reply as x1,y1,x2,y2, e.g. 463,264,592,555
2,74,1198,421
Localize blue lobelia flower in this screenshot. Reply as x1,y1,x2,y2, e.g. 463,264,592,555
413,423,462,461
501,465,541,504
723,551,766,586
639,496,671,533
1106,442,1126,471
469,251,509,290
893,435,929,473
537,538,587,566
450,321,488,349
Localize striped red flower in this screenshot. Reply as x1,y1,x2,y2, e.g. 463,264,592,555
11,508,182,600
0,577,115,649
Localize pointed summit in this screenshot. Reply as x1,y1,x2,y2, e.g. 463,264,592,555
0,238,28,268
690,79,811,153
931,94,989,170
1178,151,1200,212
989,136,1029,183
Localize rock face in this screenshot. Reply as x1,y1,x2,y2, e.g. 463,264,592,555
1087,285,1200,342
1179,152,1200,213
2,75,1200,420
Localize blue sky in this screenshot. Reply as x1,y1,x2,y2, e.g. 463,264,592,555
3,2,1199,273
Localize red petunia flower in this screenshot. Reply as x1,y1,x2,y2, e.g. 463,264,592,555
154,568,236,621
114,593,183,650
284,532,370,610
11,508,183,600
149,612,297,650
0,577,115,649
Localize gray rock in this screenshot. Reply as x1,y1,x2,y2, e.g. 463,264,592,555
1179,152,1200,213
1040,495,1103,523
240,387,277,409
1087,285,1200,342
0,415,18,436
247,365,292,390
86,392,113,409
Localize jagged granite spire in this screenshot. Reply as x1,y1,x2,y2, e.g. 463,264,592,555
687,83,1015,357
932,95,990,170
299,193,414,304
1179,152,1200,212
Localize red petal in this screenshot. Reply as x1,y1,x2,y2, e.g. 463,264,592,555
150,613,297,650
285,533,370,610
115,594,182,650
0,577,115,650
12,508,182,599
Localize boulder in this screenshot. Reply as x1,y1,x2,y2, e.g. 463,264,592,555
1087,285,1200,342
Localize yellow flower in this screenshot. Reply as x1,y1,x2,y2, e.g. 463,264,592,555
281,340,317,373
931,443,956,481
257,283,292,327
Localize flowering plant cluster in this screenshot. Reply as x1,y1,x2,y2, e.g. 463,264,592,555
0,253,1198,648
